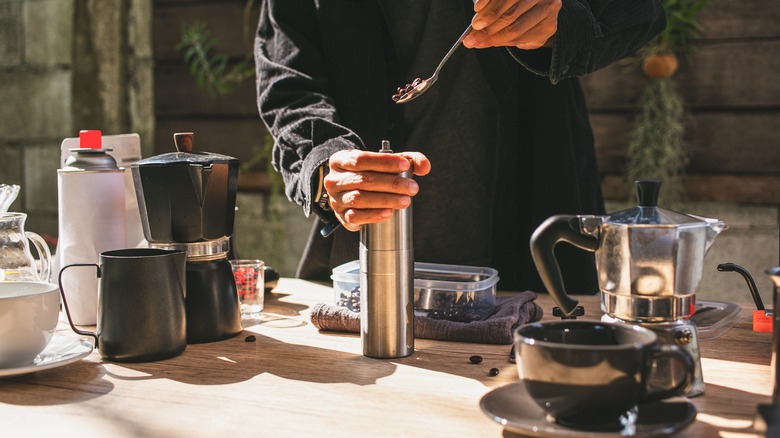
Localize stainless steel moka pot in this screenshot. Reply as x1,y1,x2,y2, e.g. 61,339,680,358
530,180,726,397
359,140,414,359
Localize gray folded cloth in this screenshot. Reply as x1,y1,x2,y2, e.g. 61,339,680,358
310,292,543,345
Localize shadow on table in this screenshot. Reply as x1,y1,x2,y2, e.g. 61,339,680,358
106,329,395,387
0,358,113,406
262,291,309,317
499,382,764,437
388,340,516,386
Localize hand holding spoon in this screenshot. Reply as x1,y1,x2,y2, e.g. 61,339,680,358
392,25,473,104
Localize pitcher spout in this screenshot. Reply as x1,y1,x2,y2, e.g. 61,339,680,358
689,214,727,253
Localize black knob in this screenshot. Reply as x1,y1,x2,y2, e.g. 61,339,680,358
635,180,661,207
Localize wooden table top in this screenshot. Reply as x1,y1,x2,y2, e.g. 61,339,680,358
0,278,773,437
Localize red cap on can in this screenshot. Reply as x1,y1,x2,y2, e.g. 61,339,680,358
753,309,773,333
79,130,102,149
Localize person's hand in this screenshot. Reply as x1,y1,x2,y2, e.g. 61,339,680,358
324,150,431,232
463,0,561,50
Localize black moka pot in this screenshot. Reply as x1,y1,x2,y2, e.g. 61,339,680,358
131,132,242,344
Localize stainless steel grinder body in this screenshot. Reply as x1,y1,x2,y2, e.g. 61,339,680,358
360,141,414,359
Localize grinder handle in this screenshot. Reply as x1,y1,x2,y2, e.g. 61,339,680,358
530,215,599,317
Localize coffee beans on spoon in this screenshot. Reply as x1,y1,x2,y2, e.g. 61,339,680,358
391,77,423,102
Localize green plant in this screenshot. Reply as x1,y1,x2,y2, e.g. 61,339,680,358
176,6,286,269
626,0,709,202
176,22,255,97
642,0,710,59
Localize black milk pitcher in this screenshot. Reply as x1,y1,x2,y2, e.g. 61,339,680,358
59,248,187,362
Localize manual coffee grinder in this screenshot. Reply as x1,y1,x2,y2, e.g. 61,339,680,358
530,180,726,397
131,132,242,344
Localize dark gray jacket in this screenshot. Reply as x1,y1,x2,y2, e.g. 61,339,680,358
255,0,665,292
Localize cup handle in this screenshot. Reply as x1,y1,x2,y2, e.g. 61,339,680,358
25,231,52,283
58,263,100,347
641,344,695,402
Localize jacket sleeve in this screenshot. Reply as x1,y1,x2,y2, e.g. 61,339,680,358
509,0,666,83
254,0,362,220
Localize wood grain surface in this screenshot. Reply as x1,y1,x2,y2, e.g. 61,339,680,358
0,278,772,437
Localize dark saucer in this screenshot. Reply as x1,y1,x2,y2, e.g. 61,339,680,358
479,382,696,437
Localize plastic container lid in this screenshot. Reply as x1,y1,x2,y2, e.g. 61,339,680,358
331,260,359,283
413,262,499,292
331,260,501,292
691,300,742,340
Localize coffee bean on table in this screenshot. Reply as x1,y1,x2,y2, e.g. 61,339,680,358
245,335,257,342
489,368,500,376
469,355,483,364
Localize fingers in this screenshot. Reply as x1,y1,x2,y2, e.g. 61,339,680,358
397,152,432,176
464,0,560,49
324,168,419,198
329,188,412,231
514,15,558,49
472,0,532,31
329,149,412,174
336,207,394,232
325,149,428,231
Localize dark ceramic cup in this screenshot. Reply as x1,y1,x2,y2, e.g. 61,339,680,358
513,320,694,431
59,248,187,362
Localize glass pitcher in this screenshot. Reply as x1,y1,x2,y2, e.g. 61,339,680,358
0,212,52,282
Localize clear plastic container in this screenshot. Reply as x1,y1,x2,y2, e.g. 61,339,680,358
331,260,361,312
331,260,500,321
691,300,742,340
413,262,499,322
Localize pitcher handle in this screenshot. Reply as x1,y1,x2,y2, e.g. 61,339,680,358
529,215,599,317
641,344,695,403
25,231,52,283
58,263,100,347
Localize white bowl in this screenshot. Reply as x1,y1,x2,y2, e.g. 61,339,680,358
0,282,60,367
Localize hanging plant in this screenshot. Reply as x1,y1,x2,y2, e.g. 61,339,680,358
627,0,710,202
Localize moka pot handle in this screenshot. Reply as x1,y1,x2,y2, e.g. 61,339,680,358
529,215,599,317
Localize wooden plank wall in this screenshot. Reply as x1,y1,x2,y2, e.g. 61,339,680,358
582,0,780,203
153,0,268,191
153,0,780,203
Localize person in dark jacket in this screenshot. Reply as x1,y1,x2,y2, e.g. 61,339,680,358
255,0,665,293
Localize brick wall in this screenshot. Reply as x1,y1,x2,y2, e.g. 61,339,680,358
0,0,154,244
0,0,74,239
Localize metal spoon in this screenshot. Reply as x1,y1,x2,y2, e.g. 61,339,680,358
392,25,473,104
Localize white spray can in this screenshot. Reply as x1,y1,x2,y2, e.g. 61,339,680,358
57,130,126,325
